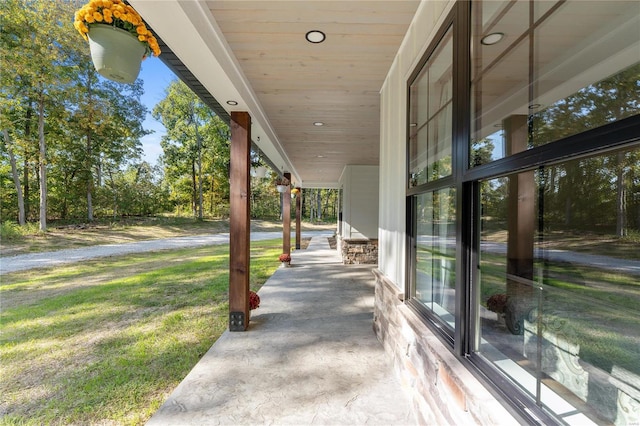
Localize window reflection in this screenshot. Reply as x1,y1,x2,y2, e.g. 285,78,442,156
416,188,456,326
476,146,640,424
409,28,453,187
470,0,640,166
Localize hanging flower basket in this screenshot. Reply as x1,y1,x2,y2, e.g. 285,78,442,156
275,177,289,193
74,0,161,84
251,166,268,179
87,25,145,83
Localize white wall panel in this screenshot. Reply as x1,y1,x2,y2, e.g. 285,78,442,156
378,0,454,289
339,165,379,240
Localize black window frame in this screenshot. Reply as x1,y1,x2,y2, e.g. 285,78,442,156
405,1,640,424
405,6,459,347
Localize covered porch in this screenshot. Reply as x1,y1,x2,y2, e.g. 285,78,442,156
147,235,416,425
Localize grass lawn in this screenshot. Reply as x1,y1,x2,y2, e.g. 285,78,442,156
0,240,281,425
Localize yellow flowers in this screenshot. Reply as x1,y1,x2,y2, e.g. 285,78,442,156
74,0,161,57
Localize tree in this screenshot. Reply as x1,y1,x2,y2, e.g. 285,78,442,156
153,80,230,218
531,63,640,237
1,0,154,225
1,0,80,230
2,130,25,224
66,57,147,221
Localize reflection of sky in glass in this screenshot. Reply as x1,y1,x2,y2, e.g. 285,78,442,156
488,130,504,161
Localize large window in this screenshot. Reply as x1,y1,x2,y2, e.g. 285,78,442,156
408,23,456,333
407,0,640,424
476,147,640,425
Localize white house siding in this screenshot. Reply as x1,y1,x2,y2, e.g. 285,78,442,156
339,165,379,240
378,0,453,290
378,59,405,285
376,1,518,424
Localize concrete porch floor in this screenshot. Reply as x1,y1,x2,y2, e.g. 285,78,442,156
147,235,416,425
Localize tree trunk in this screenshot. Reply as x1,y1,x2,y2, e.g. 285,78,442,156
23,157,30,221
195,124,203,220
60,171,68,220
316,189,322,220
87,190,94,221
615,152,626,237
24,103,33,220
309,189,315,221
37,93,47,232
209,174,215,215
86,77,94,222
323,190,331,218
191,161,197,218
3,130,26,225
86,132,94,222
108,169,118,219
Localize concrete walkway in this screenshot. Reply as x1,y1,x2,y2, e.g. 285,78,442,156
147,236,416,425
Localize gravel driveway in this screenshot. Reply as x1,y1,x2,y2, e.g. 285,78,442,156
0,231,333,274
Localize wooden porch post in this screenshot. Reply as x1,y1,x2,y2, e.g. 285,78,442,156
283,172,291,255
229,111,251,331
295,188,302,250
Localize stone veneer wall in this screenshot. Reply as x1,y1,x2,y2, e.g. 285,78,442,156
340,238,378,264
372,269,517,425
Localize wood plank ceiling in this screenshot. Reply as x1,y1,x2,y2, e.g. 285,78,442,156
206,1,420,185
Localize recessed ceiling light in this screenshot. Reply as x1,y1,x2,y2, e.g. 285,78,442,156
317,155,325,158
226,100,238,106
481,32,504,45
306,30,326,44
313,122,324,126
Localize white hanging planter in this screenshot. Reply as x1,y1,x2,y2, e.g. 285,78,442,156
251,166,268,178
88,25,146,84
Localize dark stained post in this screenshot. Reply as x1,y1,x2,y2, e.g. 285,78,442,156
283,172,291,255
229,111,251,331
295,188,302,250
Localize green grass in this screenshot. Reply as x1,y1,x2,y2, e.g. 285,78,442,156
0,240,281,425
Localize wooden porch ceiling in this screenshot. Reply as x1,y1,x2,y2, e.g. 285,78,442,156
135,1,420,187
207,1,419,185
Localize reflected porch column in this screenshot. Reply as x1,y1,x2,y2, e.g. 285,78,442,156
504,114,535,335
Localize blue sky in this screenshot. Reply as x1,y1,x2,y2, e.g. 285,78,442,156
138,57,177,165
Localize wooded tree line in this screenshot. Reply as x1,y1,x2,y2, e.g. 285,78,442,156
1,0,154,230
1,0,338,229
